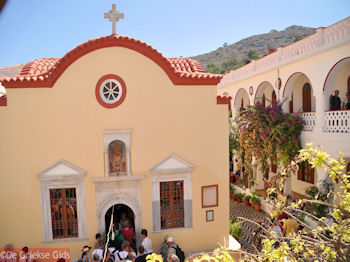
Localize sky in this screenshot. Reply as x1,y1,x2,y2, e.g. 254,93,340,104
0,0,349,68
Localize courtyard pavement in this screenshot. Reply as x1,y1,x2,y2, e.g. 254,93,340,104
229,199,269,254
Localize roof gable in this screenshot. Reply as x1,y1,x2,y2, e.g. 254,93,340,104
1,35,222,88
37,160,86,180
150,154,194,173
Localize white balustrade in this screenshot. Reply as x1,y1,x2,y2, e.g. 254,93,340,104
325,110,350,133
300,112,316,132
218,17,350,88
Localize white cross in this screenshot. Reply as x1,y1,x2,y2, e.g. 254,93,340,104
104,4,124,35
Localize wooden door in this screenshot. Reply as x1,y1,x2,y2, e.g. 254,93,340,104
262,94,266,108
289,93,294,113
272,91,277,105
302,83,311,112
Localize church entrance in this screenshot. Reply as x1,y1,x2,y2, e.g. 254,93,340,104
105,204,136,248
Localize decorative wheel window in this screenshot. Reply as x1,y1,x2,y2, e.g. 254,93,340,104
95,74,127,108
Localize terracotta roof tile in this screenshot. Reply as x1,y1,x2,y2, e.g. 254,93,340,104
0,35,221,88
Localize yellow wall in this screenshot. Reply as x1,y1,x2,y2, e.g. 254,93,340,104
0,47,229,258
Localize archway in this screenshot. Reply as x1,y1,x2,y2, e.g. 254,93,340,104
323,57,350,110
234,88,250,113
98,192,142,249
105,204,135,248
283,72,314,113
255,81,276,107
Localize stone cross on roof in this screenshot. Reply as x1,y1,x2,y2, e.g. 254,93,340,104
104,4,124,35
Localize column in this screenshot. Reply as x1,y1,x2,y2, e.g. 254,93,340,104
314,91,327,133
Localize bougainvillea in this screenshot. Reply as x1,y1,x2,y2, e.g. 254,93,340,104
231,101,304,175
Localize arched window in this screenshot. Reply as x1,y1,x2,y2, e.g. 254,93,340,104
109,140,127,175
272,90,277,105
302,83,312,112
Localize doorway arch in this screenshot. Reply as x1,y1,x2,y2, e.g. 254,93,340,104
98,193,142,249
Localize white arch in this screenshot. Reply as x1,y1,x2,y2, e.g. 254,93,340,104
233,88,250,114
282,72,315,113
323,57,350,110
255,81,275,106
98,192,143,248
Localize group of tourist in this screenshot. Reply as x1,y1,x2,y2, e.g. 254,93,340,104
80,230,183,262
270,195,335,242
330,90,350,110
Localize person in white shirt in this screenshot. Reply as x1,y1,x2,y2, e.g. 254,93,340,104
92,240,104,261
114,241,130,262
140,229,153,255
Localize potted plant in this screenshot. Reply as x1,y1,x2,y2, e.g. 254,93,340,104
230,184,236,200
250,194,256,208
229,219,243,241
254,197,262,212
236,193,243,203
244,195,251,206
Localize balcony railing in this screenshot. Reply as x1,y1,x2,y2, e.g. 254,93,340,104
219,17,350,88
300,112,316,132
325,110,350,133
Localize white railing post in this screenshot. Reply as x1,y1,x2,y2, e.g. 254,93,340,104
314,91,327,132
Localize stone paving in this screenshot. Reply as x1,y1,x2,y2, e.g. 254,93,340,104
229,199,269,254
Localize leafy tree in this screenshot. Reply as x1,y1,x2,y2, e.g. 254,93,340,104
222,58,239,72
207,62,221,74
247,49,260,60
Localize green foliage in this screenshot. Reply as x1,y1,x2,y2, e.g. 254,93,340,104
193,246,236,262
231,101,304,181
235,193,244,199
229,218,243,239
247,49,260,60
243,144,350,262
305,185,318,198
244,195,251,201
230,183,235,194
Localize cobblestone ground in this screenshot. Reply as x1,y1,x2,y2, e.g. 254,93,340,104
230,199,269,254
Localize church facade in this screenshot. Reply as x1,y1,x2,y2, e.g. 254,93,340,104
0,34,229,258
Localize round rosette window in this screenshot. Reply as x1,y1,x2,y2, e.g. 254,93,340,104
95,74,126,108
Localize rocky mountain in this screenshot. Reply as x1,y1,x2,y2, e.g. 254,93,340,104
191,25,316,72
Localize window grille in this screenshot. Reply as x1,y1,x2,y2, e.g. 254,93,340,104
50,188,78,238
160,181,184,229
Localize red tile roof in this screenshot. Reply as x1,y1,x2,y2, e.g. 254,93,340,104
20,58,59,76
1,35,221,88
167,57,204,74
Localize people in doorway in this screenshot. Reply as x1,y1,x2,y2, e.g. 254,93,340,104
135,246,147,262
344,91,350,110
19,246,34,262
330,89,341,110
81,246,92,262
160,235,169,262
282,215,299,236
127,252,136,262
168,254,180,262
141,229,153,255
121,220,135,250
92,254,100,262
95,233,102,249
110,225,125,251
92,240,104,261
114,241,130,262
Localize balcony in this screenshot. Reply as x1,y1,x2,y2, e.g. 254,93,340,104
300,112,316,132
325,110,350,133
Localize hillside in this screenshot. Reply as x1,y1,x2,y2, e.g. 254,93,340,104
191,25,315,73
